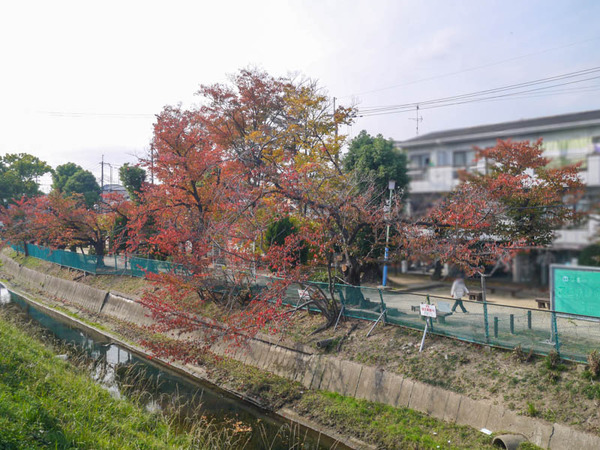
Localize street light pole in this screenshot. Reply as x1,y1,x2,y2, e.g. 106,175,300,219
382,180,396,287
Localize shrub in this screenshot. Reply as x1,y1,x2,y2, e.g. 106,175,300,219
544,350,561,370
513,344,533,363
588,350,600,378
526,402,539,417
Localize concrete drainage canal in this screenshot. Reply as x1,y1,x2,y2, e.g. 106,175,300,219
0,284,346,449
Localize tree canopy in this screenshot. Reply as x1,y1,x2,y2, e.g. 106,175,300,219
119,163,146,203
52,163,101,208
408,139,583,275
0,153,51,206
343,130,409,201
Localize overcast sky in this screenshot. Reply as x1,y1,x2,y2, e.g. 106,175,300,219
2,0,600,189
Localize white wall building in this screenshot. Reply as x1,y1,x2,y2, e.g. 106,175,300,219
397,109,600,283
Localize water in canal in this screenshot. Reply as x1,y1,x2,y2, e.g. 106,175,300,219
0,285,345,449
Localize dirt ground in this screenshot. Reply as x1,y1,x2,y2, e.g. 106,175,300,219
385,273,548,309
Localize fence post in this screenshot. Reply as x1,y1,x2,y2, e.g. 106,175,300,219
527,310,532,329
378,288,388,324
494,317,499,338
510,314,515,334
551,311,561,355
426,294,434,332
480,273,490,343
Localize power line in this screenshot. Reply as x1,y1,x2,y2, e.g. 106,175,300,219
358,67,600,117
368,74,600,116
361,75,600,117
340,35,600,99
359,67,600,113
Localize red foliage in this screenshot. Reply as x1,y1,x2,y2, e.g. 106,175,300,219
121,69,400,359
410,139,584,276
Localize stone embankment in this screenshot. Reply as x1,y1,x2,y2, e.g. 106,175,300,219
1,253,598,449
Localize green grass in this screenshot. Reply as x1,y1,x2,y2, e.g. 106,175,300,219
0,313,201,449
296,391,495,449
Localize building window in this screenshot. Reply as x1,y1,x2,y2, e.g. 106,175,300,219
593,136,600,153
452,150,475,167
410,153,431,168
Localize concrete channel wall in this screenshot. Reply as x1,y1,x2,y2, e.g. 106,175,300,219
2,253,599,449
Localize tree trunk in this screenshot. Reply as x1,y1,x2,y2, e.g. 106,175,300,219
93,240,106,268
343,256,362,286
361,262,381,284
431,260,443,280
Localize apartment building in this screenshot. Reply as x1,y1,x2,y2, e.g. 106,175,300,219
397,109,600,284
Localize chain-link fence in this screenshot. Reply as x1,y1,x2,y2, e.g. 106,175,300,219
258,276,600,363
13,244,180,276
12,244,600,362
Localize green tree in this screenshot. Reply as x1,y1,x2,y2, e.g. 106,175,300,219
63,170,101,208
341,131,409,282
342,130,409,201
51,162,81,192
263,217,308,267
52,163,101,208
119,163,146,203
0,153,52,206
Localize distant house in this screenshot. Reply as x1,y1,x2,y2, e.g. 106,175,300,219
102,184,129,200
396,109,600,284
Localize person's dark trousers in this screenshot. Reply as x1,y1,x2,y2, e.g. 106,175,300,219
451,299,467,313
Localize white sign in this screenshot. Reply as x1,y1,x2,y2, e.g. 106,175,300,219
298,289,310,301
420,303,437,318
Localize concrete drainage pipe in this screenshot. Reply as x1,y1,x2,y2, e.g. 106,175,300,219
492,434,527,449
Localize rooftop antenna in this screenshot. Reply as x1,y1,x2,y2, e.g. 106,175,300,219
409,105,423,135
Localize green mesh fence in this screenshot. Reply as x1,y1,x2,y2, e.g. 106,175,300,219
129,256,188,278
255,274,600,363
12,244,183,278
13,244,600,362
23,244,100,274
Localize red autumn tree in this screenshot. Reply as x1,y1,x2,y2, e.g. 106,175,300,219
33,192,124,259
408,139,583,277
124,69,404,357
0,197,43,255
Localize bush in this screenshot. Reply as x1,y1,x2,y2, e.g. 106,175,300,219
544,350,561,370
513,344,533,363
588,350,600,378
526,402,539,417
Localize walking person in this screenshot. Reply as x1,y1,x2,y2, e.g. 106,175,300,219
450,277,469,313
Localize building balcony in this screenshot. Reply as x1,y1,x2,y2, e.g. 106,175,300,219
409,154,600,194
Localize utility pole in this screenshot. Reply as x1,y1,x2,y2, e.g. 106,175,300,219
150,145,155,185
409,105,423,136
381,180,396,287
333,97,339,165
100,156,113,191
333,97,337,138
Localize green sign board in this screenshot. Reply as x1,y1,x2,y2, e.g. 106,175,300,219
551,265,600,317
